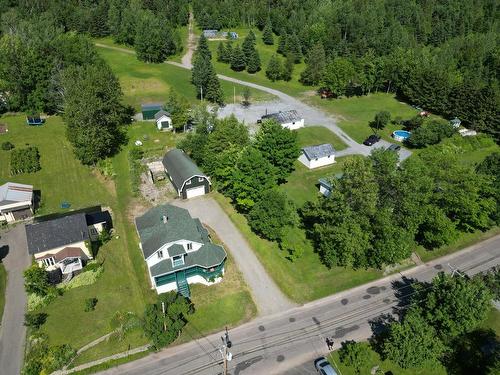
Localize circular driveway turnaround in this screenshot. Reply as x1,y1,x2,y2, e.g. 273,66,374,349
0,225,31,375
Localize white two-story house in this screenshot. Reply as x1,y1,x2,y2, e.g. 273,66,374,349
135,204,227,296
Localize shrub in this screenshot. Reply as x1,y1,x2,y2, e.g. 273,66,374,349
1,141,14,150
339,341,371,374
23,333,76,374
24,265,50,296
60,266,103,290
96,158,116,178
27,293,54,312
129,148,144,196
407,120,456,148
24,312,48,329
10,146,41,174
84,297,98,312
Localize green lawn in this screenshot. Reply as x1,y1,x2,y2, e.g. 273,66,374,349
0,264,5,325
305,92,422,144
328,342,447,375
213,192,382,303
296,126,347,151
281,157,357,208
0,115,150,350
96,44,274,111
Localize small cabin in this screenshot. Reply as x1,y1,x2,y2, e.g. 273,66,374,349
299,144,336,169
260,110,304,130
154,110,172,131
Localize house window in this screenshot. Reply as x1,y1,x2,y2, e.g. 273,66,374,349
186,180,192,185
42,257,55,267
172,255,184,267
198,177,204,182
158,250,163,259
187,242,193,250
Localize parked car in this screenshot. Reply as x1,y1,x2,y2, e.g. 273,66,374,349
314,357,338,375
363,134,381,146
386,144,401,152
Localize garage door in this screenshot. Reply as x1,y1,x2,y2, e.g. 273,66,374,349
186,185,206,199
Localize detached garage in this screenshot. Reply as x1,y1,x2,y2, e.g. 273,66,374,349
162,149,210,199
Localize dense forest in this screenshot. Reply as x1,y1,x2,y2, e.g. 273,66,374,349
194,0,500,141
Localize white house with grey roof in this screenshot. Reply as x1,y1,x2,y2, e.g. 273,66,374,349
299,143,336,169
135,204,227,296
162,149,211,199
154,110,172,131
260,110,304,130
25,210,110,278
0,182,33,223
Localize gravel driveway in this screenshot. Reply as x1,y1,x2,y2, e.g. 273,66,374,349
0,224,31,375
172,197,296,316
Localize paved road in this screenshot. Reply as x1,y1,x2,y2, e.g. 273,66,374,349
0,224,31,375
172,197,295,316
99,235,500,375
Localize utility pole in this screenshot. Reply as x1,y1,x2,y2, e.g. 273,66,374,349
448,263,466,278
200,86,203,102
220,327,232,375
161,301,166,331
233,86,236,105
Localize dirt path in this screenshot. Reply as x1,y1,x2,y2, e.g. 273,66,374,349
181,12,196,68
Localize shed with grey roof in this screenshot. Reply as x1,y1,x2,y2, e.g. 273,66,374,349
260,110,304,130
299,143,336,169
162,149,210,199
0,182,33,223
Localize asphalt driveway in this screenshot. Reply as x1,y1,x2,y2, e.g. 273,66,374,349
0,224,31,375
173,197,296,316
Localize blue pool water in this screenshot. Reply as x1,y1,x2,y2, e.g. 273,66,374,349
393,130,411,141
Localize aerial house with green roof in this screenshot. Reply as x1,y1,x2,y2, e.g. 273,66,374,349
135,204,227,296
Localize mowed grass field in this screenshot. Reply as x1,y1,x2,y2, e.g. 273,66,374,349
0,115,150,350
305,92,422,143
96,44,274,111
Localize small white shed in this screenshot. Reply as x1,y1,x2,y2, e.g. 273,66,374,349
299,144,336,169
260,110,304,130
154,110,172,131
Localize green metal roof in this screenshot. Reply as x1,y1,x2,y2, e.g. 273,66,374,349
162,149,208,190
135,204,206,259
150,243,227,277
168,243,187,257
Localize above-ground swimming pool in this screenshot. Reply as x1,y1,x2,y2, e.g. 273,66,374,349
393,130,411,142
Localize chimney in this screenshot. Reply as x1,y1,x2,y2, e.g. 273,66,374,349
162,215,168,224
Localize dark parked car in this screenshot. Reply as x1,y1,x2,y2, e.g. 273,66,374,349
363,134,381,146
386,144,401,152
314,357,338,375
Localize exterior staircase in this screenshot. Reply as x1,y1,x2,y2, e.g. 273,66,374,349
176,271,190,298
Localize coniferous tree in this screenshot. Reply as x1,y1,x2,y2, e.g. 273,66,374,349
262,21,274,45
287,33,302,63
230,44,246,71
205,73,224,105
277,34,288,55
300,43,326,85
246,48,261,73
281,54,294,81
266,55,282,81
225,42,233,63
216,41,226,62
195,34,211,60
242,30,256,62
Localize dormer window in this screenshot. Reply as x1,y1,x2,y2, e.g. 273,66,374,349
172,255,184,267
187,242,193,250
158,250,163,259
198,177,204,182
186,180,192,185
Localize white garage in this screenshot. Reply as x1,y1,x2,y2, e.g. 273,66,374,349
186,185,206,199
260,110,304,130
299,143,336,169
